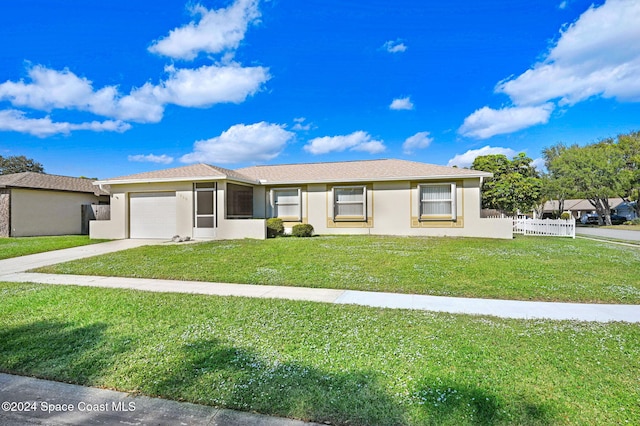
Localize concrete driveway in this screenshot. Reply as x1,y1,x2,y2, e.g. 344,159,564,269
0,239,164,275
576,226,640,242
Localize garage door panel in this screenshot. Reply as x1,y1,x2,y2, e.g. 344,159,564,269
130,192,176,239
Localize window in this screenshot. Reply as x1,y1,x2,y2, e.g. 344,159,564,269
419,183,457,220
271,188,301,220
227,183,253,218
333,186,366,221
194,182,215,228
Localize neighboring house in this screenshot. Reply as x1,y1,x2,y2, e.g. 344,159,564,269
0,172,109,237
90,159,514,240
613,200,638,220
542,198,626,219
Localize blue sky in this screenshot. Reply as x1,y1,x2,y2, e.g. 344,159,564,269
1,0,639,178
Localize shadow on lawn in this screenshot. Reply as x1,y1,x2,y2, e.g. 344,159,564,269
411,376,556,425
0,320,132,385
145,338,406,425
0,321,558,425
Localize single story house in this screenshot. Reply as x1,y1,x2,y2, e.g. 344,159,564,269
0,172,109,237
542,198,636,219
90,159,514,240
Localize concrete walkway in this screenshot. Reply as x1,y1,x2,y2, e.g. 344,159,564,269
1,239,639,323
0,373,320,426
0,239,165,275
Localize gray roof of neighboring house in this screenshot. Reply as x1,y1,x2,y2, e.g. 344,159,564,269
543,198,625,212
97,159,491,186
0,172,109,196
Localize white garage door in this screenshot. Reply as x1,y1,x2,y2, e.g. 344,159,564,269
129,192,176,239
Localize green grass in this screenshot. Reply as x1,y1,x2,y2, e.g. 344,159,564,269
38,235,640,304
0,282,637,425
600,224,640,231
0,236,108,260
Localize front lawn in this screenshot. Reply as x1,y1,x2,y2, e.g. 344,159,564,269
0,236,107,260
601,224,640,231
37,235,640,304
0,282,637,425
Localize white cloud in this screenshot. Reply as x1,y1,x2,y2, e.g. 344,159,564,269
0,66,117,115
0,66,164,123
559,1,569,10
109,83,166,123
154,64,269,107
0,109,130,138
447,146,517,168
532,157,546,172
460,0,640,138
148,0,260,60
304,131,385,155
0,1,270,137
0,63,270,126
458,104,554,139
180,122,295,164
382,39,408,53
498,0,640,105
402,131,433,154
389,97,414,111
292,117,312,131
128,154,174,164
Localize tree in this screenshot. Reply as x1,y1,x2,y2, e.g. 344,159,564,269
546,141,626,226
617,131,640,217
0,155,44,175
541,143,574,217
471,153,542,215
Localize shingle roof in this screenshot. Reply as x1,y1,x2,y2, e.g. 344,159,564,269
0,172,108,195
236,159,491,184
96,163,256,184
97,159,491,186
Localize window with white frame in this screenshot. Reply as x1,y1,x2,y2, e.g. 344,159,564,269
333,186,366,221
419,183,457,220
271,188,301,220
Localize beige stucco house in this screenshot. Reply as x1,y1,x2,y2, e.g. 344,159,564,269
90,159,513,240
0,172,109,237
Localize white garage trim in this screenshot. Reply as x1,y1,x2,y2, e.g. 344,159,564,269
129,192,176,239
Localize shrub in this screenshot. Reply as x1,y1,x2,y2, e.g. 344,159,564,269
292,223,314,237
560,212,572,220
266,218,284,238
624,218,640,225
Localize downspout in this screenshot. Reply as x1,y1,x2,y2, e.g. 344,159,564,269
479,177,484,216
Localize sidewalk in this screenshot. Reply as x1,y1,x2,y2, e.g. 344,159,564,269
0,373,319,426
3,271,639,322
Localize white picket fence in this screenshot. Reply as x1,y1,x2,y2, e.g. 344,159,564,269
513,218,575,238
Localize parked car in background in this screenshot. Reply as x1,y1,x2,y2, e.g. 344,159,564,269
580,213,599,224
580,213,627,225
610,214,627,225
